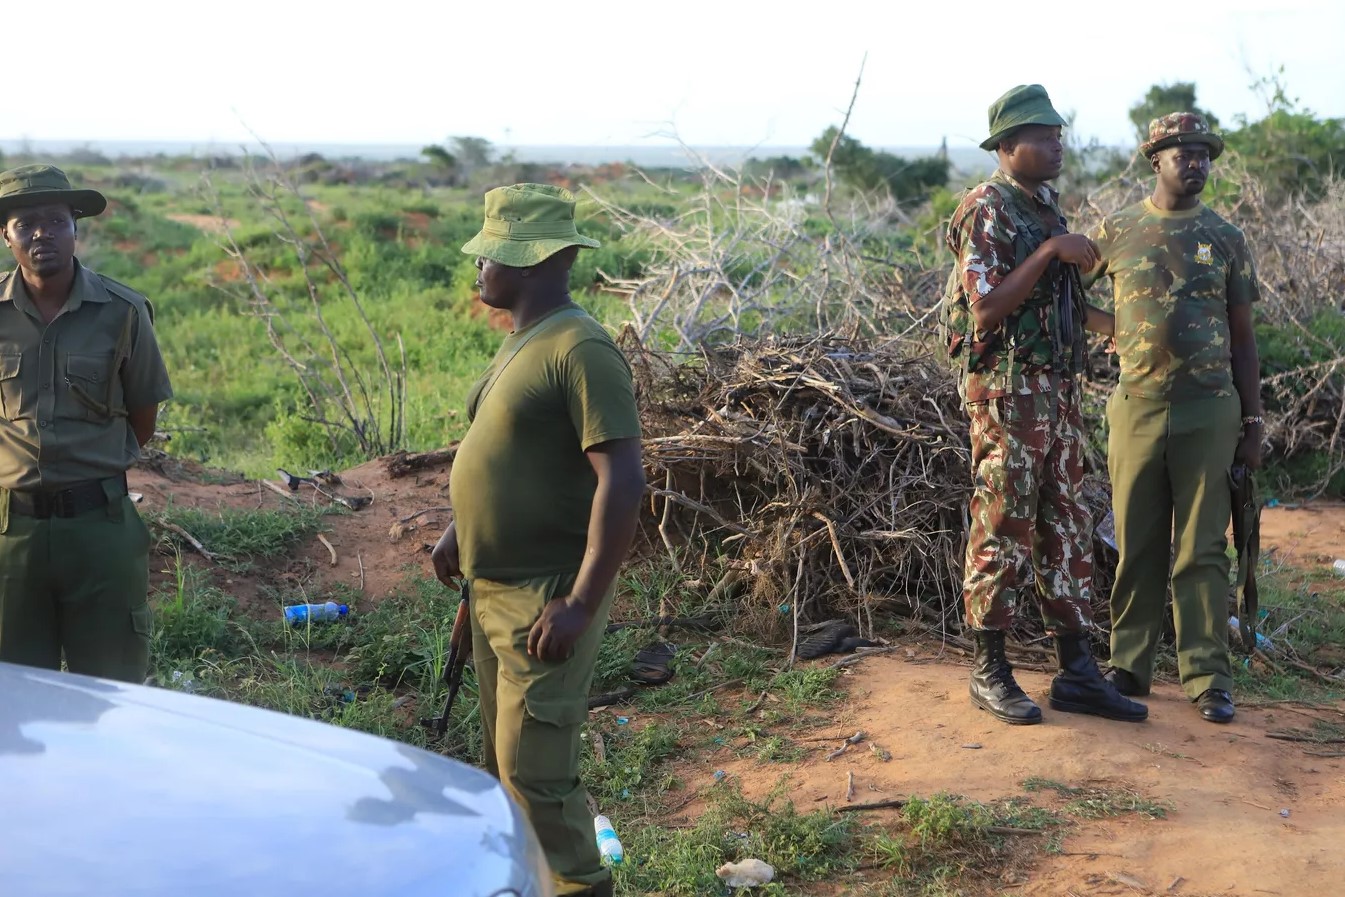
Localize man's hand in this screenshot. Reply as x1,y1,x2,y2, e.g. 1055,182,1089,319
527,595,596,663
1048,234,1101,270
431,522,461,586
1235,424,1264,471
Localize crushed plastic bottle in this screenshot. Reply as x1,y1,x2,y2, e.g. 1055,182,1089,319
1333,560,1345,576
1095,509,1117,550
593,814,624,865
170,670,199,693
283,601,349,625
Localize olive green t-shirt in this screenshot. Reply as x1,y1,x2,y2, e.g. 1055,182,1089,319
1088,199,1259,401
449,304,642,580
0,261,174,491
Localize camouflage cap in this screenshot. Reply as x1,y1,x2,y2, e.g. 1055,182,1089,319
980,84,1068,151
0,164,107,219
461,183,600,268
1141,112,1224,160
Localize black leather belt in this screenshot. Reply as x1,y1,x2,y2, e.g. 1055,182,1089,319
8,473,129,519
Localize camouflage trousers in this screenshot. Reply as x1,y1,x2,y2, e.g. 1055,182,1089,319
962,377,1095,632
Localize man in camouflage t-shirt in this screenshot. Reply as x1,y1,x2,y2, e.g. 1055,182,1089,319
1087,113,1264,724
944,85,1146,727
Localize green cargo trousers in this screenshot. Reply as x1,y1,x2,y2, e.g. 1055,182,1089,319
0,486,153,684
469,573,614,897
1107,391,1240,699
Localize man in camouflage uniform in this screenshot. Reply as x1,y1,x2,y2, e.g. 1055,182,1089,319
1087,114,1263,724
0,165,173,683
945,85,1147,725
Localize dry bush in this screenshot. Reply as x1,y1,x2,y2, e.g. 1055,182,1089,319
588,161,940,353
608,153,1342,648
626,331,1117,649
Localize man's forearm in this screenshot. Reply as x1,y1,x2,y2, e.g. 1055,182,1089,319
570,468,645,612
128,405,158,448
1085,305,1114,337
1231,344,1262,416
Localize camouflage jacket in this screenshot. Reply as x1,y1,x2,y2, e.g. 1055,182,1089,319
1087,199,1259,401
944,171,1082,403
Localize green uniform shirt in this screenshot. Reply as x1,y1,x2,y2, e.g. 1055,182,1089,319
1088,199,1259,401
0,260,173,490
449,304,641,580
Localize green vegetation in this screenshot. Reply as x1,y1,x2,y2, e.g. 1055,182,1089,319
1022,778,1172,820
1128,81,1221,140
147,501,331,572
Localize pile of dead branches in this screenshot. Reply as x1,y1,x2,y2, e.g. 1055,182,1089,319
625,332,1118,645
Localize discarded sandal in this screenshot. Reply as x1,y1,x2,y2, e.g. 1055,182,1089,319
629,640,676,686
795,620,880,660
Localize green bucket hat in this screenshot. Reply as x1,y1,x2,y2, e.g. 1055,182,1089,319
461,183,600,268
0,164,107,219
980,84,1068,151
1141,112,1224,160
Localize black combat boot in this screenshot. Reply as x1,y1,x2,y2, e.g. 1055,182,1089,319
970,629,1042,725
1049,633,1148,722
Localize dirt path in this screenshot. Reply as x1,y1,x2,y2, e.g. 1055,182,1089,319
661,652,1344,896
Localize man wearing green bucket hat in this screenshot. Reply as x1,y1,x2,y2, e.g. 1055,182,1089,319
942,85,1146,726
1085,113,1262,724
431,184,644,897
0,164,172,683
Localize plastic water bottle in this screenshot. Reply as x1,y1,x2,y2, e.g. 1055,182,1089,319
284,601,349,625
593,814,624,866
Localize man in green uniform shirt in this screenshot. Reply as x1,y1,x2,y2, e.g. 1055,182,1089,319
1087,114,1264,723
0,165,173,683
431,184,645,897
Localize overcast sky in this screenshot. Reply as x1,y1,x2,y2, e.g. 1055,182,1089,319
7,0,1341,152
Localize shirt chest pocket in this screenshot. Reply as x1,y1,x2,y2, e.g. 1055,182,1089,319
0,353,23,421
60,352,125,422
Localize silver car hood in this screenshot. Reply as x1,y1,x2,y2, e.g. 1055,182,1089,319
0,663,549,897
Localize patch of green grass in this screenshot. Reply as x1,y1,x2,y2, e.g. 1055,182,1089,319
1233,563,1345,701
1022,777,1171,820
582,720,683,807
770,667,842,715
150,551,246,672
341,573,461,689
148,502,333,572
613,782,856,896
741,732,804,763
859,794,1027,896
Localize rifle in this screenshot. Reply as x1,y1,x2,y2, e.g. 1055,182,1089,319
1229,464,1261,655
420,587,473,737
1056,261,1090,378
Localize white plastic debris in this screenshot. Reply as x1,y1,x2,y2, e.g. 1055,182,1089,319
716,859,775,888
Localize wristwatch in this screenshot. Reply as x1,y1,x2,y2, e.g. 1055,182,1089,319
1242,415,1264,427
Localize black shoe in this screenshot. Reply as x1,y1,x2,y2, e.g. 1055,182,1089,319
1103,666,1150,697
1197,688,1235,724
969,630,1042,725
1049,633,1148,722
